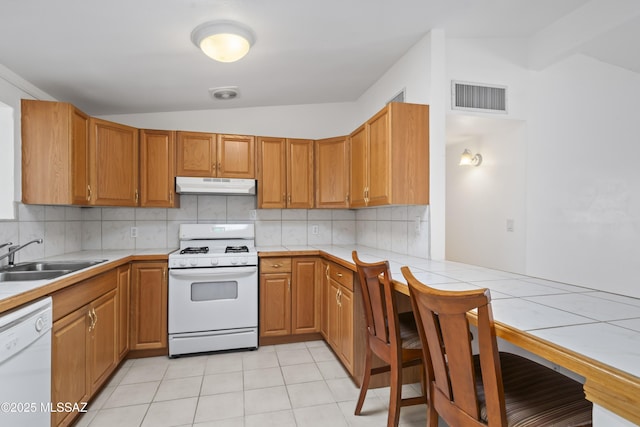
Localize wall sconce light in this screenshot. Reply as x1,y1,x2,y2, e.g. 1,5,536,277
191,21,255,63
459,149,482,167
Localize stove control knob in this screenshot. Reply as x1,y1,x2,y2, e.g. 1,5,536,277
210,258,219,266
231,257,239,265
240,257,248,265
179,259,187,267
189,258,198,266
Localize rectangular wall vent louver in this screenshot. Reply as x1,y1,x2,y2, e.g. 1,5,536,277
452,81,507,113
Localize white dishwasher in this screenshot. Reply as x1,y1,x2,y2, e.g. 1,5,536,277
0,297,52,426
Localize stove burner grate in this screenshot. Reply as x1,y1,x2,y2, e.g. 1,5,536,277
180,246,209,255
225,245,249,253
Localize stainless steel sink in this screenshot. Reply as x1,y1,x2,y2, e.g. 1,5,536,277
7,260,107,272
0,259,107,282
0,270,72,282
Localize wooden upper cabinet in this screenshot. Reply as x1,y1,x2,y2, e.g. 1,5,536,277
257,137,286,208
176,132,255,178
349,102,429,207
89,118,139,206
368,106,391,206
176,131,216,177
140,129,179,207
217,134,255,178
349,125,367,208
21,99,91,205
258,137,313,209
287,139,314,209
315,136,350,208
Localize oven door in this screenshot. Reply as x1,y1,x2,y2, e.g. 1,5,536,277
168,266,258,334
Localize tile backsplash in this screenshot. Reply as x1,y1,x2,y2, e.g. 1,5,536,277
0,197,430,265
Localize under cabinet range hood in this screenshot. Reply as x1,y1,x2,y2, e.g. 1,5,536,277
175,177,256,195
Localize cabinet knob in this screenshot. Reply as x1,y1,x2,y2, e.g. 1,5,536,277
87,185,91,202
336,272,343,278
272,264,281,268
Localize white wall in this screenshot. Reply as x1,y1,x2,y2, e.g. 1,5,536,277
352,31,442,259
102,102,359,140
446,36,640,298
445,37,531,272
526,54,640,297
446,116,527,272
0,101,14,219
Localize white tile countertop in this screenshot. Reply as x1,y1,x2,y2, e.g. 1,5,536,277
258,246,640,377
258,244,640,426
0,249,174,311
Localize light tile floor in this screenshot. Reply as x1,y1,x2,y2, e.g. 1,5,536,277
75,340,432,427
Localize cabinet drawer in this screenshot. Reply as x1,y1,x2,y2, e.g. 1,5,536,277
260,257,292,273
328,262,353,290
52,269,117,322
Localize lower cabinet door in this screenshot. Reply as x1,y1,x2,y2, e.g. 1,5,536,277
327,279,341,351
52,306,90,427
259,273,291,337
130,262,168,350
291,258,319,334
339,286,354,373
89,289,118,393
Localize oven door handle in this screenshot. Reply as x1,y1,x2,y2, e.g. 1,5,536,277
169,266,257,278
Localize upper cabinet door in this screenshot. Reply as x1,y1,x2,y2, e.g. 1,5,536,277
315,136,350,208
286,139,314,209
257,137,287,208
140,129,178,208
176,131,216,177
21,100,91,205
89,118,139,206
348,125,367,208
348,102,429,207
366,107,390,207
217,134,255,178
71,108,91,205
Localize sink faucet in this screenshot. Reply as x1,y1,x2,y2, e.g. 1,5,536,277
0,241,12,250
0,239,44,266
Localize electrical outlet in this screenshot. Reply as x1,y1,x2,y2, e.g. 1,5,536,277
414,216,421,232
506,219,514,232
249,209,256,220
312,225,319,235
130,227,138,238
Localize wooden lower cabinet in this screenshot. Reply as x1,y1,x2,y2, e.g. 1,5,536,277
51,270,118,427
130,261,168,352
116,264,130,360
259,257,320,343
323,261,355,374
51,305,90,427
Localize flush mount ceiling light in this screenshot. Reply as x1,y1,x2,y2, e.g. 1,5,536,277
459,149,483,167
191,21,255,63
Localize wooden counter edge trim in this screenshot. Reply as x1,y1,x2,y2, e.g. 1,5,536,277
466,311,640,426
258,250,322,257
0,254,168,314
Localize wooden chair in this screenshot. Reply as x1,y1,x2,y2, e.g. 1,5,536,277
401,266,593,427
352,251,427,427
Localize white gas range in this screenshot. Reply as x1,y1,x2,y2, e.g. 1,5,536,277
168,223,258,357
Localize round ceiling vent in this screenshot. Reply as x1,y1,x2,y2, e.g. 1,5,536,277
209,86,239,100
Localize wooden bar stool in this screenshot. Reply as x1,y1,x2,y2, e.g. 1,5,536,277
402,266,593,427
352,251,427,427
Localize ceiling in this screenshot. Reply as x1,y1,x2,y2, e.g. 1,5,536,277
0,0,638,116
